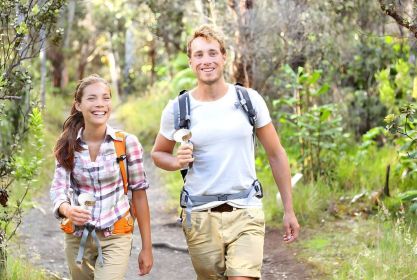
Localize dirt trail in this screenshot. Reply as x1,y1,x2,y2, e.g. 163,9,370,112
17,156,196,279
16,138,312,279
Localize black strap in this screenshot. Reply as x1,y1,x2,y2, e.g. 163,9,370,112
175,90,191,182
235,83,257,127
175,85,257,182
176,90,191,130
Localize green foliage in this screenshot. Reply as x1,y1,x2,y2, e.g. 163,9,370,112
334,133,394,191
376,59,414,109
3,255,53,280
396,190,417,215
343,36,407,91
339,37,407,138
274,65,348,182
13,108,44,181
1,106,45,220
385,104,417,180
0,0,65,270
300,208,417,279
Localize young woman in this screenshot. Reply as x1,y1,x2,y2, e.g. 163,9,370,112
50,74,153,279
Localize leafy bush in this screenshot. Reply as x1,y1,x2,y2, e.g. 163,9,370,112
274,65,348,182
385,104,417,178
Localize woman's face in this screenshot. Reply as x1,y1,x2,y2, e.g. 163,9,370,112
75,82,112,128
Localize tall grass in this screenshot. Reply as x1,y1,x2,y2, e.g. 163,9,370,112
300,206,417,280
3,256,56,280
334,146,398,193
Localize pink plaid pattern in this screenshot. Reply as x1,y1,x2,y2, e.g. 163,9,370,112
50,125,149,229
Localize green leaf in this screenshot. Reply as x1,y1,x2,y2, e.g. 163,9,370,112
307,71,321,85
410,202,417,214
31,4,40,15
384,36,393,44
398,190,417,201
313,84,330,96
319,109,331,121
16,22,28,36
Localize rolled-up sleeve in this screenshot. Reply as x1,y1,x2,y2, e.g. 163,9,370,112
50,161,70,219
126,134,150,191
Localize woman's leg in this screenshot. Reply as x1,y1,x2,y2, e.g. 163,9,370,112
93,232,132,280
64,233,95,280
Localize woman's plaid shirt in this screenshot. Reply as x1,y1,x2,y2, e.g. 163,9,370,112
50,125,149,230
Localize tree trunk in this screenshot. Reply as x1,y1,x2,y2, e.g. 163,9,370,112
40,30,47,108
124,23,136,94
149,38,156,86
64,0,76,49
108,36,121,99
228,0,255,87
46,44,68,89
0,245,6,278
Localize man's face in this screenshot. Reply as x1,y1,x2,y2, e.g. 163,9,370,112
189,37,226,85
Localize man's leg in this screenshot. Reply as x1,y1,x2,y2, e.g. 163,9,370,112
224,208,265,279
183,211,226,280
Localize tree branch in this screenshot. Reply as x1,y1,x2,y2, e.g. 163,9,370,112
0,96,22,100
378,0,417,37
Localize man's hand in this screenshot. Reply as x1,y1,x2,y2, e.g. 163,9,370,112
282,211,300,243
176,143,194,169
138,248,153,276
61,203,91,226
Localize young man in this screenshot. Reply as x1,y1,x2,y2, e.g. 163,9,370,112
151,25,299,280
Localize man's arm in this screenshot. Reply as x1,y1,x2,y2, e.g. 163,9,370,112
256,122,300,243
151,133,193,171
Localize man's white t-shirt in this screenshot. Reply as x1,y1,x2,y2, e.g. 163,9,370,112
159,83,272,210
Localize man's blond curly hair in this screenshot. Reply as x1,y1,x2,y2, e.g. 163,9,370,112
186,24,226,58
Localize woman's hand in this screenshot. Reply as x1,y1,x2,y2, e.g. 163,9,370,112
138,248,153,276
60,202,91,225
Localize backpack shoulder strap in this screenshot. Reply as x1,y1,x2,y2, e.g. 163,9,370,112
174,90,191,130
114,131,128,195
173,90,191,182
235,83,257,127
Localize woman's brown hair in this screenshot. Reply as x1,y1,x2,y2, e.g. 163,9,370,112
54,74,110,171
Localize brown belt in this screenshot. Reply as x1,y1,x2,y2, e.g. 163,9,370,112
205,204,235,212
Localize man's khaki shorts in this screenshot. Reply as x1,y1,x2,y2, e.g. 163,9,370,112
182,207,265,279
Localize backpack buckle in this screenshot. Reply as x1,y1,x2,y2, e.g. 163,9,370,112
116,154,127,163
180,189,189,208
253,180,263,198
85,223,96,232
217,194,228,201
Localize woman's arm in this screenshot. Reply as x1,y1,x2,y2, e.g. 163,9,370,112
132,189,153,276
50,163,90,224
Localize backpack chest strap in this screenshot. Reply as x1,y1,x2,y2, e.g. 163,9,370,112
182,180,263,228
